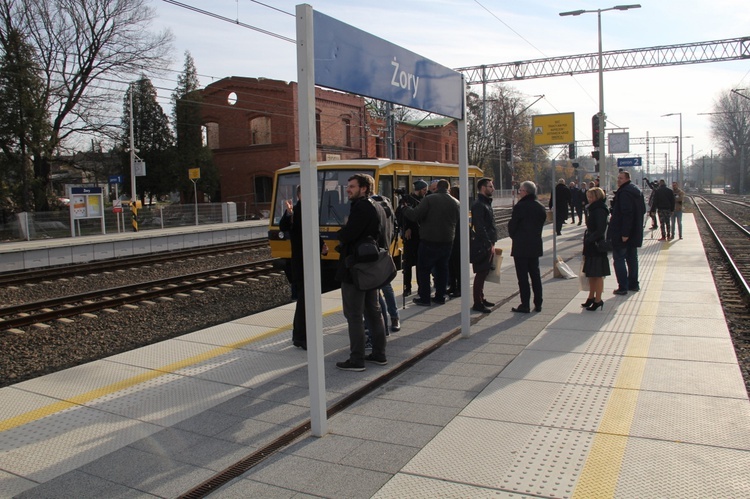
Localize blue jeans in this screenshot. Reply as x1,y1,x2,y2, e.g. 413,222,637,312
613,245,639,291
379,282,398,324
341,282,386,363
416,241,453,301
670,210,683,238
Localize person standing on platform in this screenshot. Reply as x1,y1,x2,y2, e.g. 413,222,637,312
396,179,427,296
470,178,497,313
508,180,546,313
403,178,460,306
653,179,675,241
550,178,571,235
335,174,387,371
279,186,328,350
609,170,646,295
570,181,585,225
581,187,610,311
670,181,685,240
447,185,462,298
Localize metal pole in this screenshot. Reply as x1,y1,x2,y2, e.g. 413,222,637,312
193,179,198,225
597,10,606,192
678,113,683,186
129,91,137,204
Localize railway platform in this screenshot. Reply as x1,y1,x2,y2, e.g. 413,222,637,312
0,219,270,273
1,213,749,498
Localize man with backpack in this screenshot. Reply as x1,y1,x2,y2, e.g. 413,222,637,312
335,174,388,371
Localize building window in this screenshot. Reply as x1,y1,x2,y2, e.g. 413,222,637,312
375,137,385,158
250,116,271,145
444,143,449,161
204,122,219,149
316,113,321,144
451,144,457,162
255,176,273,203
343,118,352,147
407,141,417,160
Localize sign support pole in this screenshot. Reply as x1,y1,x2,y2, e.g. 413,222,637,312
458,79,471,338
296,3,327,438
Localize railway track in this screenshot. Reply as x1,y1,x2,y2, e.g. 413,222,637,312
692,196,750,300
0,259,279,332
0,239,270,287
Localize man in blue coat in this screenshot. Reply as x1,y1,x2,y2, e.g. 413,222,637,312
608,170,646,295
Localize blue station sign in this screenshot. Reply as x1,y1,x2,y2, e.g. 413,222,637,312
617,157,642,167
71,187,103,194
313,11,464,119
108,175,123,184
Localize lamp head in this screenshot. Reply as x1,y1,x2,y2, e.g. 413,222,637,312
614,4,641,10
559,9,586,16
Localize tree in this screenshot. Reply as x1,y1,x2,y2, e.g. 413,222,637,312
122,77,176,203
710,90,750,194
0,0,173,209
466,85,538,189
0,26,50,214
171,51,217,203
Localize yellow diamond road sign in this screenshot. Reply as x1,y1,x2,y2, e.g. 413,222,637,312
532,112,575,146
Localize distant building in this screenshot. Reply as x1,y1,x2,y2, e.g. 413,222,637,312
200,77,458,216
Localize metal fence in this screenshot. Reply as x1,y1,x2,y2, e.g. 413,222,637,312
0,202,262,242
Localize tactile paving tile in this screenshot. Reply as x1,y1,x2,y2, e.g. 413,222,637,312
615,436,750,498
0,405,159,481
645,334,738,363
640,358,748,398
85,372,244,424
649,316,729,337
629,390,750,449
374,472,527,498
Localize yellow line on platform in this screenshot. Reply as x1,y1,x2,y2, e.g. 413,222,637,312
0,307,342,433
572,247,667,498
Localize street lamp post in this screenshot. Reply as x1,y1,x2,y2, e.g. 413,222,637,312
662,113,683,186
560,4,641,192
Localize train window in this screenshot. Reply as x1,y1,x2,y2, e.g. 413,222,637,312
272,173,300,225
378,176,393,199
320,169,369,226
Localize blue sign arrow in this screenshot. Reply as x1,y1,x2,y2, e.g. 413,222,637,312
617,157,642,167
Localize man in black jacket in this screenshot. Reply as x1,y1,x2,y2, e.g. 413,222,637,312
509,180,547,313
653,179,675,241
396,179,427,296
609,170,646,294
279,186,328,350
335,174,387,371
471,178,497,313
550,178,572,235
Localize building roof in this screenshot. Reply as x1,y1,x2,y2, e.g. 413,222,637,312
401,117,455,128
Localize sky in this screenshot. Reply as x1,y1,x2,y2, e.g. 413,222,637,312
149,0,750,178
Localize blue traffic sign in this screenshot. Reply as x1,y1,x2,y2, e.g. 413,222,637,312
617,157,642,167
108,175,123,184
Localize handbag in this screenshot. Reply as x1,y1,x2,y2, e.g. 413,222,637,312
469,225,491,264
579,258,590,291
594,238,613,254
486,249,503,284
350,249,397,291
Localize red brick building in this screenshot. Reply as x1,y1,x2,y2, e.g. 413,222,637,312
200,77,458,216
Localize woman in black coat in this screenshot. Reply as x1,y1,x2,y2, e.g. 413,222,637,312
582,187,610,311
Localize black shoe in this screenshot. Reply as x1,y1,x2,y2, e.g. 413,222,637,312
556,231,562,236
628,285,640,292
586,300,604,311
390,318,401,332
612,289,628,295
534,305,542,312
412,297,431,306
472,304,492,313
336,360,365,371
450,291,461,298
577,221,582,226
404,288,411,297
293,341,307,350
431,296,446,304
581,298,595,307
512,305,530,313
482,299,495,307
364,353,387,366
